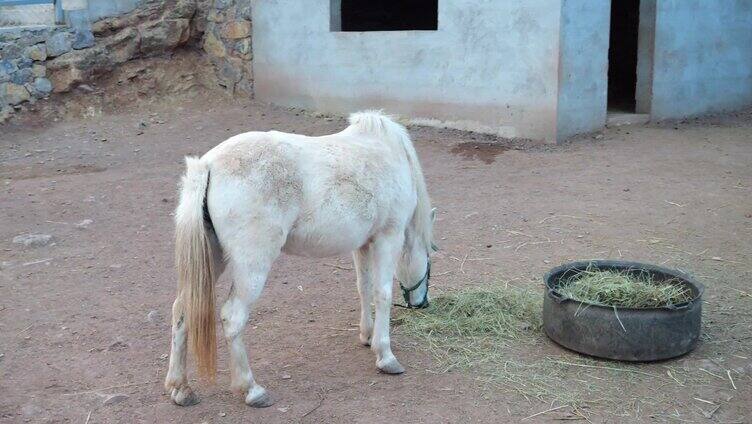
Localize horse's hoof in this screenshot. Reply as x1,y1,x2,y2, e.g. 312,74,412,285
246,388,274,408
359,334,371,347
377,358,405,374
171,387,199,406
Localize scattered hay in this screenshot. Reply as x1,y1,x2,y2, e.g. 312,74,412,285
393,282,711,418
394,284,555,398
394,284,542,342
556,266,694,308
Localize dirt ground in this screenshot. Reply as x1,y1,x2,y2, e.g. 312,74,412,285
1,88,751,423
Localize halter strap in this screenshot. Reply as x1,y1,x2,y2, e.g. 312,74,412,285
398,258,430,308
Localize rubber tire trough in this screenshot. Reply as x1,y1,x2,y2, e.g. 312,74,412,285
543,260,704,362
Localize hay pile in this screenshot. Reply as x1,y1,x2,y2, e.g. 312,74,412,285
394,284,542,369
557,266,694,308
394,285,588,406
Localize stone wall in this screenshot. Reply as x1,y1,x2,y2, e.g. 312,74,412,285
1,0,209,122
201,0,252,95
1,26,68,120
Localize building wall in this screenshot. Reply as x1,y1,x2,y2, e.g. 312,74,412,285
252,0,562,141
650,0,752,119
556,0,610,140
0,0,141,27
86,0,144,21
0,5,56,26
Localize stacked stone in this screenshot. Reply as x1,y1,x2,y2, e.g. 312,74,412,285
0,0,203,122
203,0,252,95
0,26,74,119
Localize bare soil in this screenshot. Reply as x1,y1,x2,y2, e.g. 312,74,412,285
1,87,751,423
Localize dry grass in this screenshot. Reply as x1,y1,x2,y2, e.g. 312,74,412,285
394,283,542,342
556,265,694,308
394,282,724,419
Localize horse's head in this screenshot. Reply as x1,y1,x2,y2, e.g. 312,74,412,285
397,208,438,308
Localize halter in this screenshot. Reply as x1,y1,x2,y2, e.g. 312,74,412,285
398,257,431,308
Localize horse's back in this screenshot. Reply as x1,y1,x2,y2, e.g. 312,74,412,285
202,129,414,258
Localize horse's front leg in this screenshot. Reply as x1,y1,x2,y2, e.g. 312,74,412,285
353,245,375,346
370,232,405,374
221,260,275,407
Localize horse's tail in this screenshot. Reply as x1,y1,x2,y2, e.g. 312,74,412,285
175,156,217,380
348,111,433,247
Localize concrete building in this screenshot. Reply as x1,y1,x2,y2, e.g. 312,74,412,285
0,0,140,26
252,0,752,142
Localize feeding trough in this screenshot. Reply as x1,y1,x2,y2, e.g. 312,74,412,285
543,260,704,362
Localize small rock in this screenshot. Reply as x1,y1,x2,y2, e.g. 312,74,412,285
146,310,161,323
34,78,53,95
688,358,725,374
103,393,129,406
31,64,46,78
11,68,33,85
0,59,16,83
234,38,251,56
25,44,47,61
222,20,251,39
46,32,73,57
72,31,95,50
277,406,289,412
78,84,95,93
109,263,122,269
75,219,93,229
3,83,30,105
108,340,128,351
20,403,43,417
219,412,226,417
15,57,33,69
12,233,53,247
160,353,168,360
280,373,291,380
203,30,226,58
214,0,233,10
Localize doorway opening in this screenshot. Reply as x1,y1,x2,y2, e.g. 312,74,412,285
608,0,640,113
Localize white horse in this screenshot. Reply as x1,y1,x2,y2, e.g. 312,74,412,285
164,111,436,407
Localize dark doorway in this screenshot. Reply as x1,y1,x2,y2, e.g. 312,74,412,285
338,0,438,31
608,0,640,112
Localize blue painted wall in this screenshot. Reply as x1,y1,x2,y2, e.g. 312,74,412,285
86,0,142,21
651,0,752,119
556,0,611,140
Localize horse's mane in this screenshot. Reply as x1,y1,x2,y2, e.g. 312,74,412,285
348,110,433,248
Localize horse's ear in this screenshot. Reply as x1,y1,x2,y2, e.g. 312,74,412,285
430,207,437,222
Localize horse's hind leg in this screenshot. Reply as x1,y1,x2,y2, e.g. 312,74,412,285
165,232,225,406
353,245,374,346
164,295,199,406
221,262,272,406
220,236,282,407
